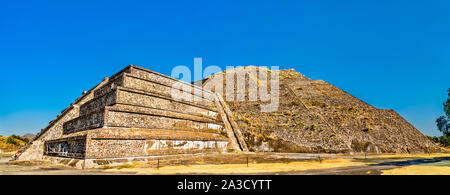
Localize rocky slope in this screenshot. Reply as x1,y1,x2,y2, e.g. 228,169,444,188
22,134,36,140
202,66,441,154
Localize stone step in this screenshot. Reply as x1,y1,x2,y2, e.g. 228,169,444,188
105,105,223,133
63,109,106,134
80,86,219,121
96,65,214,102
123,72,215,102
86,139,228,159
64,105,224,135
87,127,228,141
128,65,215,100
92,72,215,110
107,104,221,124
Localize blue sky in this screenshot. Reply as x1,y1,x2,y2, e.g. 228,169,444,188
0,0,449,136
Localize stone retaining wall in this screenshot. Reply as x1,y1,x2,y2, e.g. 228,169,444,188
81,86,217,118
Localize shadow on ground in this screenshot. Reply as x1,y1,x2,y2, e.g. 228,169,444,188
368,157,450,167
276,157,450,175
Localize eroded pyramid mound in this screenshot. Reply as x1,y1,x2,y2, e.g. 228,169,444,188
203,67,441,154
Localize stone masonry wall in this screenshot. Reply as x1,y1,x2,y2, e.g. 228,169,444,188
116,87,216,117
85,138,228,159
105,109,220,133
129,66,215,101
82,86,217,119
63,110,105,134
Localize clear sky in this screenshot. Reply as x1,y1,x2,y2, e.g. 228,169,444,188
0,0,449,136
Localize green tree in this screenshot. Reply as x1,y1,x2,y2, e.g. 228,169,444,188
437,116,449,134
436,88,450,134
445,88,450,119
433,88,450,147
440,134,450,147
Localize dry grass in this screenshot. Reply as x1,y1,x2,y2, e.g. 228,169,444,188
0,152,16,156
101,153,450,175
435,143,450,151
382,165,450,175
0,136,26,152
104,158,368,175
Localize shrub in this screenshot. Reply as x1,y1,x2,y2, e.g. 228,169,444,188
427,134,450,147
9,134,30,143
6,137,18,145
427,136,440,143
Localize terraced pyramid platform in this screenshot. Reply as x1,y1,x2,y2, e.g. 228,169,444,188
19,66,248,162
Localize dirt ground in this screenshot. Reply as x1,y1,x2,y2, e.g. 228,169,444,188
1,153,450,175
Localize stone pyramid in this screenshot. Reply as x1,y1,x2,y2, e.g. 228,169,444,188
19,65,248,164
202,66,441,153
